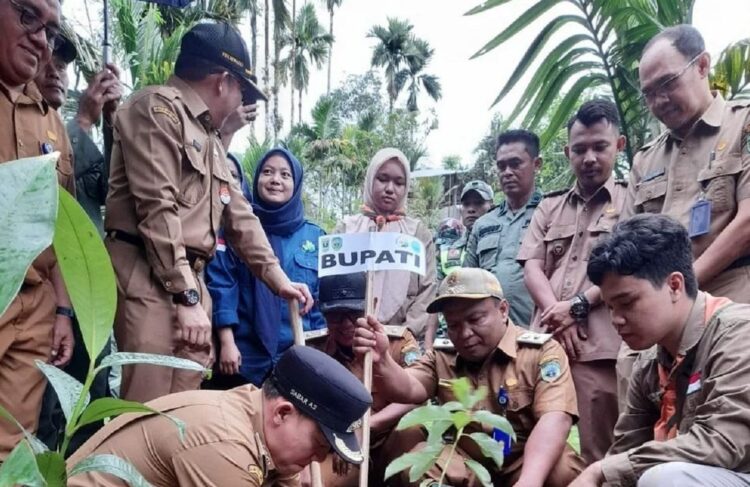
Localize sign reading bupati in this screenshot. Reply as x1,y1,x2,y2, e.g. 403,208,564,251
318,232,426,277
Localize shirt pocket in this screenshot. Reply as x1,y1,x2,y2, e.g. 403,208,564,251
476,232,501,270
291,251,318,284
177,137,208,207
506,387,535,437
635,178,667,214
697,155,742,214
543,224,576,270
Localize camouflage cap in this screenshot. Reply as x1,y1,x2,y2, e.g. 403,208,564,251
460,180,494,202
426,268,504,313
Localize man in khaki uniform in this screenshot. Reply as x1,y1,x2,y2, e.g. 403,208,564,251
354,268,584,486
626,24,750,303
67,346,372,487
306,272,422,487
105,22,312,402
0,0,76,457
519,99,629,464
572,214,750,487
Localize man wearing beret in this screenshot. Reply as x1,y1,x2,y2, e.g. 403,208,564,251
354,268,584,486
67,345,372,486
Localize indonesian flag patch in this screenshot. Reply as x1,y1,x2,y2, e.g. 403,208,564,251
686,371,702,395
216,237,227,252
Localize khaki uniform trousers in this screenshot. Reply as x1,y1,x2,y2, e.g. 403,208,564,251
571,360,618,465
108,239,211,403
398,441,583,487
0,282,56,458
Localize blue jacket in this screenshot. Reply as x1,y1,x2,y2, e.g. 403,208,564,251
206,221,326,385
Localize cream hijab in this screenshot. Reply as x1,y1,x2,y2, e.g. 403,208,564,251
344,148,419,323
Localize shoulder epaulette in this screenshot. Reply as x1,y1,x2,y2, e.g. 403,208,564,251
543,188,570,199
638,131,669,153
383,325,407,338
477,224,503,238
303,328,328,341
517,331,553,346
432,337,455,351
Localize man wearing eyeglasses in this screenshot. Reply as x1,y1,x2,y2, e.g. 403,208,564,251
627,24,750,304
0,0,77,459
104,21,313,404
620,25,750,411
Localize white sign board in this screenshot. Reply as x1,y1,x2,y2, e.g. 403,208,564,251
318,232,426,277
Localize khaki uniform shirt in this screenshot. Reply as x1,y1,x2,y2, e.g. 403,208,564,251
408,322,578,472
602,293,750,486
105,76,286,294
67,386,297,487
518,178,628,362
625,94,750,302
0,81,75,285
464,191,542,328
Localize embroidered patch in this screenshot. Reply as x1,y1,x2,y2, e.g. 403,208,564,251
152,105,179,124
403,349,420,365
247,465,264,484
302,240,316,253
540,359,562,382
46,130,58,142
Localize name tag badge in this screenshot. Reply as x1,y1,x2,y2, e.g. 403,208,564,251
688,198,711,238
492,428,512,456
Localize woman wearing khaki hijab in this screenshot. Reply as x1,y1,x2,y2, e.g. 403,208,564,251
335,148,437,339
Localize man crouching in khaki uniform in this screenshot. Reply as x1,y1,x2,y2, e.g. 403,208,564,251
67,346,371,486
571,214,750,487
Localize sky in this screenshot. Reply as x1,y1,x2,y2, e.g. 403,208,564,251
62,0,750,168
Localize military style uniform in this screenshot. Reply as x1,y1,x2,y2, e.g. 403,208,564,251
308,326,422,487
438,232,468,281
401,322,584,486
0,81,75,457
68,120,111,235
67,386,298,486
463,191,542,328
517,177,628,464
603,293,750,486
104,76,288,402
625,93,750,303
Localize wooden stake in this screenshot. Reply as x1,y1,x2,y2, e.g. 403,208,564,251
358,271,376,487
288,299,323,487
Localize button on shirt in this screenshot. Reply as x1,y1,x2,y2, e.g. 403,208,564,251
463,191,542,327
625,93,750,302
518,178,628,362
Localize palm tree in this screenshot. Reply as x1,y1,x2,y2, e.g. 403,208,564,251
272,0,290,140
279,4,333,126
368,17,415,113
396,37,442,112
465,0,697,162
323,0,343,93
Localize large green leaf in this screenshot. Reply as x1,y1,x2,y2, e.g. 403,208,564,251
383,443,443,481
464,458,492,487
53,189,117,362
0,404,48,454
36,360,89,425
396,405,454,431
68,454,153,487
35,451,66,487
95,352,208,376
0,441,45,487
467,432,504,470
470,0,559,58
474,410,516,440
77,398,186,441
0,153,59,317
464,0,514,16
540,73,610,147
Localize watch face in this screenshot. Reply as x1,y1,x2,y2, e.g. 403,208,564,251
186,289,200,305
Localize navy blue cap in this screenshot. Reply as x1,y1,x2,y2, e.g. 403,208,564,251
319,272,366,314
270,346,372,464
179,21,266,104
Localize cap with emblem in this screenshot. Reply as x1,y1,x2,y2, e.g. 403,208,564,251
270,345,372,464
53,33,77,64
318,272,366,314
179,21,267,104
427,268,504,313
460,180,494,202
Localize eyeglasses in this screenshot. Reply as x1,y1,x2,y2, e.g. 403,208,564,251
640,53,702,102
9,0,61,51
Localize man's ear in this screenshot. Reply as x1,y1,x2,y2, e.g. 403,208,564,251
271,400,295,426
667,271,686,301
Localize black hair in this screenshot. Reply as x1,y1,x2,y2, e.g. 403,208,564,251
174,54,224,81
643,24,705,60
587,214,698,298
262,377,281,399
566,98,621,132
494,129,540,159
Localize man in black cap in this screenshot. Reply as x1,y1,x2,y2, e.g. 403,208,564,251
303,272,422,486
103,21,313,403
67,345,372,486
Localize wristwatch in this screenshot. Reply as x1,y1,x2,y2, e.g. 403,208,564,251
569,293,590,321
55,306,75,319
172,289,200,306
